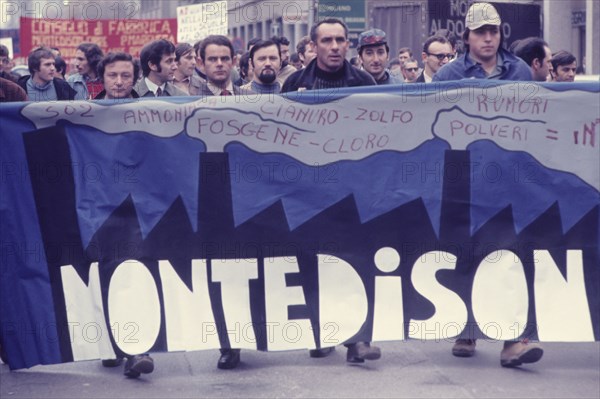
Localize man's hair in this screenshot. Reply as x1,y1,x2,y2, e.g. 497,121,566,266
247,37,261,51
198,35,234,62
249,39,281,63
296,36,311,55
290,53,300,64
349,56,360,67
193,39,203,57
388,59,401,68
271,36,290,46
512,37,548,67
76,42,104,74
28,47,55,75
463,26,505,52
402,58,419,69
434,29,457,49
422,36,449,54
551,50,576,70
139,39,175,76
238,52,250,79
310,18,348,43
54,56,67,77
0,44,9,57
175,42,194,62
398,47,412,56
97,52,140,85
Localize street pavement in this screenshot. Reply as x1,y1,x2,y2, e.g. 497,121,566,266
1,340,599,398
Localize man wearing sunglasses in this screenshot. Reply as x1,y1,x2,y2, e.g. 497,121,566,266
401,58,420,83
418,36,454,83
433,2,531,82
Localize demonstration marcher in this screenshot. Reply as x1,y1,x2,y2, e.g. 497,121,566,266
18,47,81,102
433,2,532,82
433,2,542,368
241,39,282,94
513,37,553,82
195,35,249,99
418,35,454,83
173,43,202,95
357,29,402,85
550,50,577,82
272,36,295,85
401,58,420,83
281,19,380,364
0,76,28,102
68,42,104,99
94,52,140,100
133,39,187,97
281,18,376,92
296,35,316,68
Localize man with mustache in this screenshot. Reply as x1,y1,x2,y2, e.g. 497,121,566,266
68,42,104,99
241,39,282,94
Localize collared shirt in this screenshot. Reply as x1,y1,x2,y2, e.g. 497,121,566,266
207,81,234,96
172,76,191,94
144,77,166,96
422,70,433,83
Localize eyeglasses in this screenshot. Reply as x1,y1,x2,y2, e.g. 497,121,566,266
404,67,418,72
427,52,454,61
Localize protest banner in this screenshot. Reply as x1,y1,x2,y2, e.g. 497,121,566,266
177,1,228,44
1,81,598,370
19,17,177,59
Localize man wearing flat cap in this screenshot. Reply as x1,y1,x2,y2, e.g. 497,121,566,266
433,2,531,81
357,29,402,85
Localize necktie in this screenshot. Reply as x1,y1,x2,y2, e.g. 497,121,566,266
221,89,231,96
156,87,162,97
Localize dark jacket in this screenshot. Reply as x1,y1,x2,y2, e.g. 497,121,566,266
17,75,77,101
94,89,140,100
281,59,376,92
195,82,250,97
0,77,28,102
416,72,426,83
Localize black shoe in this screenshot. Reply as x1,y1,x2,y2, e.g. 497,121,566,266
123,354,154,378
309,347,335,358
101,358,124,367
346,342,381,363
217,349,240,370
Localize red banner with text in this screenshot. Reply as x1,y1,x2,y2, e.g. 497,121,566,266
19,16,177,59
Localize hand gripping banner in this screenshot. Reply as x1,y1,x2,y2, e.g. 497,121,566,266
1,81,598,369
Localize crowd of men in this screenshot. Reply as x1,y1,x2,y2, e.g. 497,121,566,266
0,0,588,381
0,2,582,103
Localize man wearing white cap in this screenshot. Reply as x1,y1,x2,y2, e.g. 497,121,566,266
435,3,542,368
433,2,531,81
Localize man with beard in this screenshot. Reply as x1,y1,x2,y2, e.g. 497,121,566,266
241,39,282,94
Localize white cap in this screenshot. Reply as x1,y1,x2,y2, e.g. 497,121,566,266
465,2,501,30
